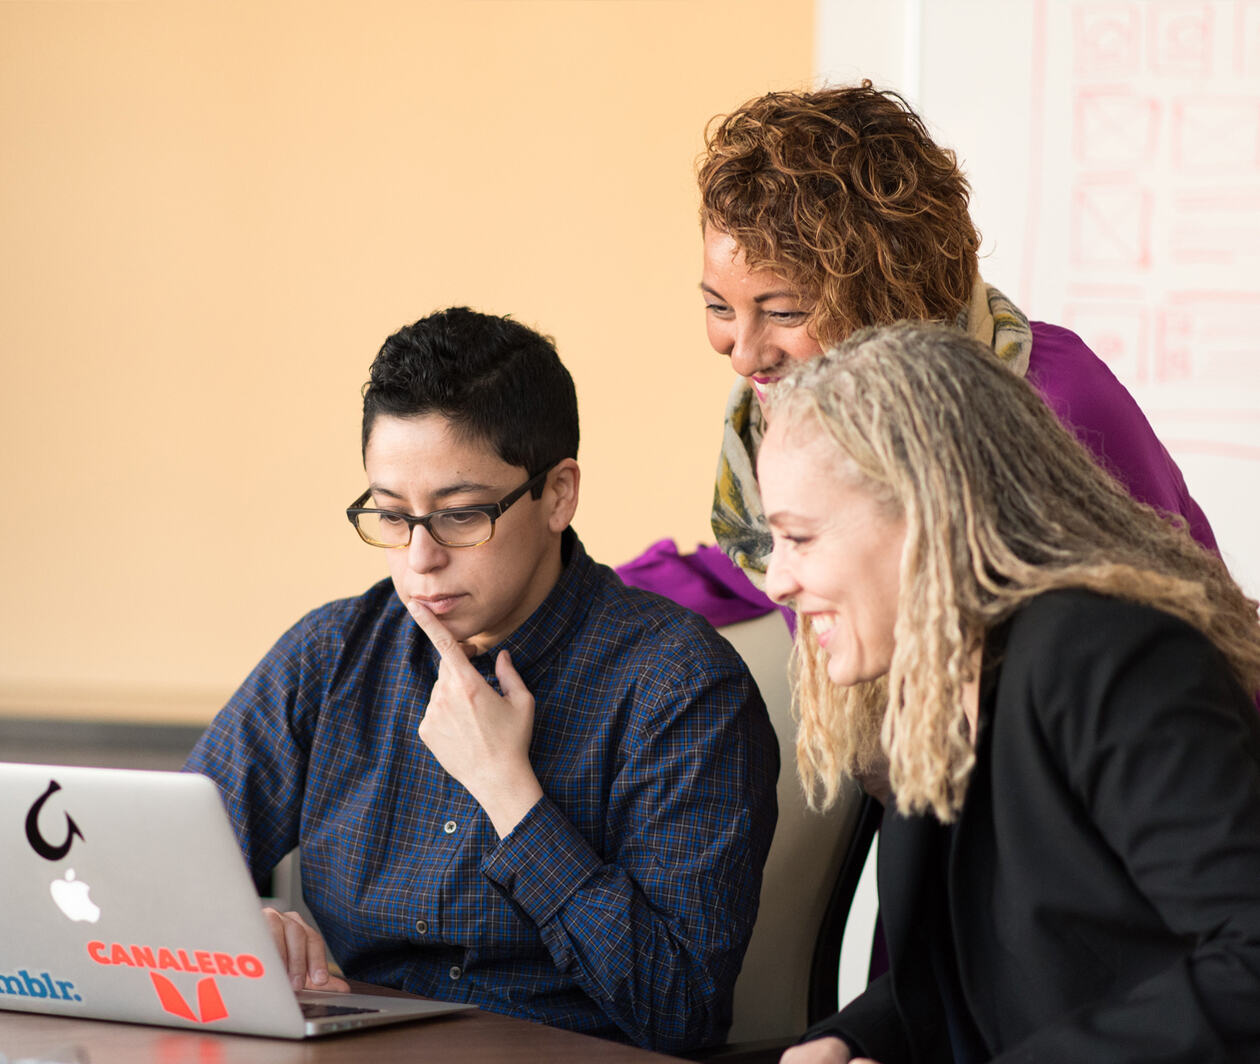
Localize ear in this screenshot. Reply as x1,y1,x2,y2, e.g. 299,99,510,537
544,459,580,533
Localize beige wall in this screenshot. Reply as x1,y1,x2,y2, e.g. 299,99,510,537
0,1,813,723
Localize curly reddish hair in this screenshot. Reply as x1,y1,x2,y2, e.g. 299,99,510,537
698,83,981,345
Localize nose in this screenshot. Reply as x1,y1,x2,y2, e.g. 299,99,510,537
729,320,780,380
764,542,798,607
405,523,448,573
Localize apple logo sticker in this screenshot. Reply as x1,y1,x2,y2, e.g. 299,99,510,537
50,868,101,923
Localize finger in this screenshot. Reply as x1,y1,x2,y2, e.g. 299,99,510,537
404,599,458,655
278,911,310,991
301,926,351,992
407,601,479,672
495,650,533,709
262,907,292,978
296,915,332,987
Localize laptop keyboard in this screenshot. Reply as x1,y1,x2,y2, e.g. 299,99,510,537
301,1002,381,1019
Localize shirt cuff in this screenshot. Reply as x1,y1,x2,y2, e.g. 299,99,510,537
479,796,603,925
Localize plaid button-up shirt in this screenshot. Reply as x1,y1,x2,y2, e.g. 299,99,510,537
186,532,778,1051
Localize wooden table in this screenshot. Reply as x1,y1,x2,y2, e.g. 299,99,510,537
0,1002,688,1063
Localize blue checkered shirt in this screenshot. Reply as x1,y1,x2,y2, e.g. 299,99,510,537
185,532,778,1051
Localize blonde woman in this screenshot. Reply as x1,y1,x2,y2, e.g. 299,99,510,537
758,322,1260,1063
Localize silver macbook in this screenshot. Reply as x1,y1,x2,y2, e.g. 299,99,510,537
0,761,475,1038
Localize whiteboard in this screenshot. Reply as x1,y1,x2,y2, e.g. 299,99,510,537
819,0,1260,597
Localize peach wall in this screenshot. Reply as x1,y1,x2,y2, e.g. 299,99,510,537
0,1,812,722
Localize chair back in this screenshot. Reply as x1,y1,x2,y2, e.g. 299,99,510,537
719,613,866,1042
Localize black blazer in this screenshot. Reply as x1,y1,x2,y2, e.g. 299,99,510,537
809,590,1260,1063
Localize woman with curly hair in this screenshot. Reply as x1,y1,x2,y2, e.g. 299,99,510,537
698,83,1216,590
759,321,1260,1064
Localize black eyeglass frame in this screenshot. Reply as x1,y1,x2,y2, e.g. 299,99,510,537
346,463,557,549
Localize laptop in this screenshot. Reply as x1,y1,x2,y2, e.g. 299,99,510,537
0,761,475,1038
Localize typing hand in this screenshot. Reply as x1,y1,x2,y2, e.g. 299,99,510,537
407,601,544,838
261,907,351,993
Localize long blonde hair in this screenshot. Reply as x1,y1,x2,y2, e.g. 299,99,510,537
767,323,1260,821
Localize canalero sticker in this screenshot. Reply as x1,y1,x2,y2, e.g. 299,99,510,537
88,940,266,1025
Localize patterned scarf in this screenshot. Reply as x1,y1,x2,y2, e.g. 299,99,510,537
711,281,1033,585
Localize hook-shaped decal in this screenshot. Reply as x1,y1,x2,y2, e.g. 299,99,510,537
25,779,85,861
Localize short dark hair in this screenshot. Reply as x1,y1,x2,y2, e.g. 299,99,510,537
361,308,579,488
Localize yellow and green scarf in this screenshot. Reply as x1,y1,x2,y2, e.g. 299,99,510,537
711,281,1033,586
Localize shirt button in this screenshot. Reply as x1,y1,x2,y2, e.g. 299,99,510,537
415,920,428,935
443,819,458,834
448,965,462,981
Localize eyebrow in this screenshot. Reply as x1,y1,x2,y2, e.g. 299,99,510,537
765,509,818,529
369,480,498,505
699,282,800,303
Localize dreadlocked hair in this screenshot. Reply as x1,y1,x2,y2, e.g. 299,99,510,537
767,322,1260,821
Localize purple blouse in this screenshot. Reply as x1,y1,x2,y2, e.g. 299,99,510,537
618,323,1218,622
1026,322,1216,552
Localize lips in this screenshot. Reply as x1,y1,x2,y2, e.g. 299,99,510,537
750,376,782,402
808,613,837,649
411,594,466,616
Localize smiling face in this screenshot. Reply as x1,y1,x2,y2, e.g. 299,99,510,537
363,413,579,656
759,415,906,687
701,228,825,407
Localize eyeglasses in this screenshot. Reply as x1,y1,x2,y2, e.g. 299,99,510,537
346,465,556,549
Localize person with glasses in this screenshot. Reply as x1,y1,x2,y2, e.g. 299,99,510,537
185,307,778,1053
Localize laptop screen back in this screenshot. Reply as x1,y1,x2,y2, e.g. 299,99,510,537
1,762,316,1038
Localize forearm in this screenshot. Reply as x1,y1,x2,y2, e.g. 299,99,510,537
800,974,909,1064
185,709,303,884
183,637,313,883
481,796,749,1051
